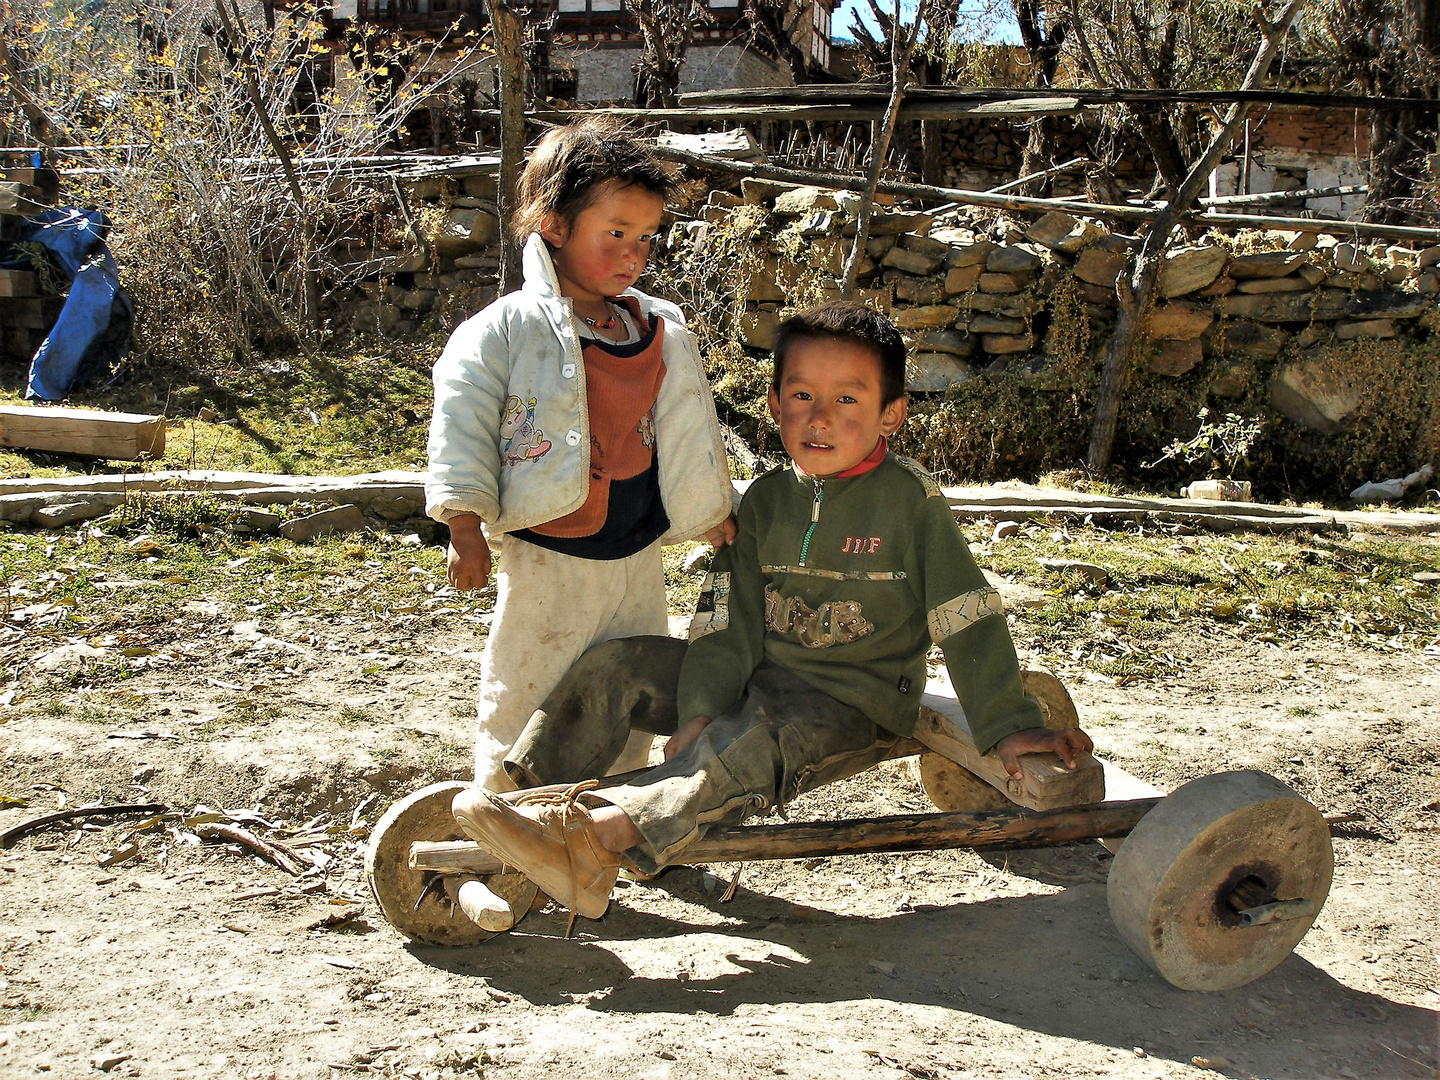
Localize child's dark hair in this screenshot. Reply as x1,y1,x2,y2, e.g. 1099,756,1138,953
772,301,908,405
512,117,677,242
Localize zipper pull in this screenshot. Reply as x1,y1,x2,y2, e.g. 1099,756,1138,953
811,478,824,522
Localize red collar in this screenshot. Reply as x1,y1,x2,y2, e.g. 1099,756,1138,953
832,437,889,478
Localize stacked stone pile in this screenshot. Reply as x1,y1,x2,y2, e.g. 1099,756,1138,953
677,178,1438,437
326,172,502,336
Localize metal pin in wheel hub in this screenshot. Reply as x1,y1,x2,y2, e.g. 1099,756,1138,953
1107,770,1334,992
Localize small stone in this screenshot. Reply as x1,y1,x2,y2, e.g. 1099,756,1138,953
1227,251,1309,279
1335,319,1396,340
890,274,947,305
369,494,422,521
882,247,944,276
278,504,368,543
1025,211,1104,253
738,310,780,350
1077,281,1119,307
1269,355,1363,433
771,186,836,215
943,264,983,294
1332,242,1371,273
1195,275,1237,298
907,352,974,391
1297,263,1328,286
91,1054,133,1072
866,235,895,259
1160,245,1227,297
970,314,1027,335
433,208,498,255
980,332,1035,355
986,244,1044,273
1145,301,1214,340
198,406,220,421
31,500,109,528
1292,323,1334,350
899,232,953,258
239,508,282,531
1148,339,1202,376
37,643,110,671
964,292,1039,317
707,190,742,209
860,211,933,237
991,520,1022,541
979,271,1029,294
741,177,796,205
1074,248,1127,287
894,305,961,330
1419,245,1440,268
945,241,996,269
1221,289,1350,322
1344,291,1430,319
1037,558,1110,587
914,328,974,357
1235,276,1312,294
1209,319,1288,358
1416,271,1440,295
1208,360,1250,398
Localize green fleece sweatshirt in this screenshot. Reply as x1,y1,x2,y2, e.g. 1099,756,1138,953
679,453,1041,755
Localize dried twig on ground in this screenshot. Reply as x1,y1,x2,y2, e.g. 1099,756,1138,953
0,802,169,849
194,822,307,875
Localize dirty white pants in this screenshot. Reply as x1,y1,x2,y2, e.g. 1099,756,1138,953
473,536,667,789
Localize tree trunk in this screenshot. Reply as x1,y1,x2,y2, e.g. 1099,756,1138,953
1086,0,1309,474
488,0,526,294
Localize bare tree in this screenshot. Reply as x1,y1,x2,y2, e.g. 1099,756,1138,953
841,0,937,297
1063,0,1252,195
626,0,711,108
1087,0,1308,473
1299,0,1440,224
747,0,816,85
1011,0,1066,193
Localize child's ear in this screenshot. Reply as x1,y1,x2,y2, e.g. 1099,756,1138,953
881,395,908,435
539,212,568,249
767,385,781,424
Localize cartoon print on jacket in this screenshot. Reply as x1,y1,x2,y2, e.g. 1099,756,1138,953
637,405,657,449
499,395,552,466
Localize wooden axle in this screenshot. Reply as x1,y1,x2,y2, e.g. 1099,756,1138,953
409,797,1164,876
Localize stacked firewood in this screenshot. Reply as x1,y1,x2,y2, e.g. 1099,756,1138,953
0,167,62,364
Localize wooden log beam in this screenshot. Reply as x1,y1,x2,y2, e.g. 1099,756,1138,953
410,797,1164,874
646,143,1440,244
679,84,1439,114
0,405,165,460
513,98,1084,124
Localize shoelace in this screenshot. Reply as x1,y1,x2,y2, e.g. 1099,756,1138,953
509,779,602,937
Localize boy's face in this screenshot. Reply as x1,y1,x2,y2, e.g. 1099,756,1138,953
541,181,665,305
767,336,906,479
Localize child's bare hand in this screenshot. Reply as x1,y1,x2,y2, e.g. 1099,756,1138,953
993,727,1094,779
704,513,738,549
664,715,713,760
446,516,491,591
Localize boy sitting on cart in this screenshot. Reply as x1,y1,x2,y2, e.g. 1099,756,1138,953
452,301,1093,925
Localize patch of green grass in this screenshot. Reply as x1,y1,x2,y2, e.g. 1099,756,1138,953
990,526,1440,681
0,337,440,479
338,705,374,727
664,542,708,619
1287,704,1318,718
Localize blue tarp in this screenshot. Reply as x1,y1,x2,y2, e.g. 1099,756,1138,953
0,208,134,401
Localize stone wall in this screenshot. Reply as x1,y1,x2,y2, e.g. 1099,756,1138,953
676,178,1439,448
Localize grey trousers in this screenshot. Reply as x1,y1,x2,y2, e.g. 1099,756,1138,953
504,636,899,873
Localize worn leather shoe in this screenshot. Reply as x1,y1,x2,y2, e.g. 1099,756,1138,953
452,780,619,924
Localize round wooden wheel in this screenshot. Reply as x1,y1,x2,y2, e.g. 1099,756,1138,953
918,668,1078,812
365,781,538,947
1107,770,1333,991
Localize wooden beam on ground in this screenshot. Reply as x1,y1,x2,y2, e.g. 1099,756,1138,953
0,405,165,460
409,797,1164,875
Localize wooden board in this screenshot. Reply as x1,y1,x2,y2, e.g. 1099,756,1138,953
2,168,60,202
913,686,1106,812
0,270,36,298
0,183,48,217
0,405,166,460
0,296,64,329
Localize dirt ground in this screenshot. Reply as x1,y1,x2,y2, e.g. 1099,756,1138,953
1,571,1438,1080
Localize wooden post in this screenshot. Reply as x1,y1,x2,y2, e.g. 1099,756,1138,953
1085,0,1309,475
487,0,526,294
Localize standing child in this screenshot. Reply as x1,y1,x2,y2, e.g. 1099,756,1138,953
426,118,735,794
